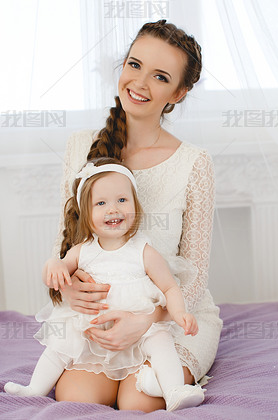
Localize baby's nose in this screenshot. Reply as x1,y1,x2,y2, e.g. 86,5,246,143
107,204,118,214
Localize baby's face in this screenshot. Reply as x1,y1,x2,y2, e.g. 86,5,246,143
91,172,136,243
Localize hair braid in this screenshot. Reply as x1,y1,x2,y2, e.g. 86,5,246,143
50,182,80,305
87,96,127,162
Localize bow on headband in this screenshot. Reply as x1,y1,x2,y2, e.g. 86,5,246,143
75,162,137,208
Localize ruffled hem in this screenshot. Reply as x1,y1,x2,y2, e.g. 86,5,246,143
34,316,181,381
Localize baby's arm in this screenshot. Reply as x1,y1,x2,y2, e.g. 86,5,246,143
43,244,82,291
144,244,198,336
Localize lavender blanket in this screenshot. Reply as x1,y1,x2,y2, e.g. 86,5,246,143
1,303,278,420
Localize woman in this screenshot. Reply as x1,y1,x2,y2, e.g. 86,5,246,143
51,20,223,412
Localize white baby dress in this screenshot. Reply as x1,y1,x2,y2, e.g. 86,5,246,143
35,233,195,380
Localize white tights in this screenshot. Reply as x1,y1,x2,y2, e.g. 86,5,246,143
4,347,68,397
4,331,183,398
141,330,184,396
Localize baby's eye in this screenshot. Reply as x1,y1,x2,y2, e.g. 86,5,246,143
96,201,105,206
118,198,126,203
155,74,168,83
128,61,140,69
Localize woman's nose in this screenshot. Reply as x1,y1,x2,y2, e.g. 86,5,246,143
134,73,148,89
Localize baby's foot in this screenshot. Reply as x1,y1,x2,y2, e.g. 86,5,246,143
165,384,206,411
135,365,163,397
4,382,38,397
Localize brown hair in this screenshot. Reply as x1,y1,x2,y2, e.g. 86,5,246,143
50,157,142,305
87,19,202,162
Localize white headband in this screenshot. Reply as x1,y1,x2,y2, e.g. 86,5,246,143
75,162,137,209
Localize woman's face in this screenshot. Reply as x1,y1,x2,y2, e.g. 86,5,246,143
118,35,187,120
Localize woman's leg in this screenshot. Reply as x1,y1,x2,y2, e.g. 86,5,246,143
55,369,119,405
183,366,194,384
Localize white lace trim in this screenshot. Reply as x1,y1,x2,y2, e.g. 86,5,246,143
175,343,201,381
178,151,215,312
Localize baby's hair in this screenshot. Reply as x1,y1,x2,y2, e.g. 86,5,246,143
50,157,142,305
87,19,202,162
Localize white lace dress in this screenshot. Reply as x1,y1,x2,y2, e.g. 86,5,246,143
52,129,223,383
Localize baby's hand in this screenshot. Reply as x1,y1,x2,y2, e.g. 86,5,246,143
174,312,198,336
43,258,72,291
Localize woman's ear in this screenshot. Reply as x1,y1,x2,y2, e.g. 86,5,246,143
169,87,188,104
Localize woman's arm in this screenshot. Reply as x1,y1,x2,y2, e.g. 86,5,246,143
178,150,215,312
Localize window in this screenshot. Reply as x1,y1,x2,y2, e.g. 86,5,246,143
201,0,278,90
0,0,84,111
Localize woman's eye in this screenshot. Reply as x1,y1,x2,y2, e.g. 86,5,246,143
128,61,140,69
156,74,168,83
118,198,126,203
96,201,105,206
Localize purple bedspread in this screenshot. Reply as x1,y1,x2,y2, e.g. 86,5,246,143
1,303,278,420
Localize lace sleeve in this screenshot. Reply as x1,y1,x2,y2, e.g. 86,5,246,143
51,130,96,257
178,150,215,312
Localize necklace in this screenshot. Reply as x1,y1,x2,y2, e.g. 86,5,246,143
121,127,161,162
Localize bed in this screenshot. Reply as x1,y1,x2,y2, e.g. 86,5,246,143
0,302,277,420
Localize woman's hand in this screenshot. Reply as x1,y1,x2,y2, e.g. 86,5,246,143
60,269,110,315
84,307,170,351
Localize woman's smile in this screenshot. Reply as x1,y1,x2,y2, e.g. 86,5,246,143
127,89,150,103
